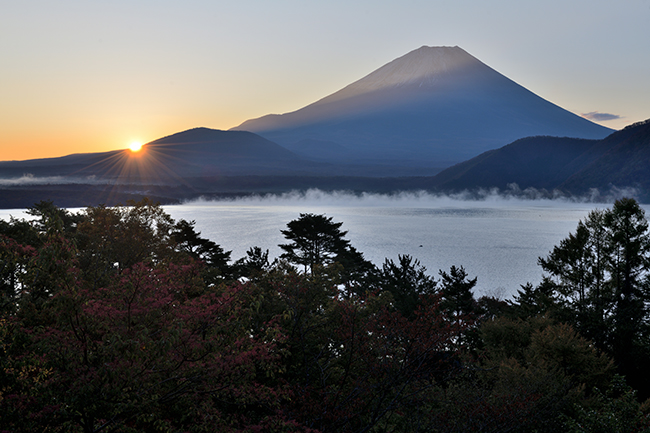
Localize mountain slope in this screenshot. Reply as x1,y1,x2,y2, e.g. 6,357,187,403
233,46,613,167
560,119,650,192
429,119,650,196
0,128,317,183
141,127,306,175
429,136,599,190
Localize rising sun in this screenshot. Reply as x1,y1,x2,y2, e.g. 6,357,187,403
129,141,143,152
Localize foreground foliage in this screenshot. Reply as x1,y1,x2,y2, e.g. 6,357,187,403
1,198,650,432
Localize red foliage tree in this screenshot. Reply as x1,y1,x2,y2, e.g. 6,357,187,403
2,255,300,432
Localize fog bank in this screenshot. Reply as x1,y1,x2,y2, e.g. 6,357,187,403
185,187,626,209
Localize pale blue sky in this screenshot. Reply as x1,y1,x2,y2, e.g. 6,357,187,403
1,0,649,159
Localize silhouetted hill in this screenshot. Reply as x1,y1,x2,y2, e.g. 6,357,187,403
146,128,300,166
0,127,441,208
0,150,124,178
233,46,612,167
0,128,323,183
429,136,598,190
561,119,650,192
429,119,650,198
0,128,446,187
1,121,649,208
139,128,315,178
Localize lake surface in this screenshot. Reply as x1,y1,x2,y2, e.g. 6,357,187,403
3,192,647,299
163,192,639,299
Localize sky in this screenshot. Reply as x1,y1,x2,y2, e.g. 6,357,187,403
2,0,649,161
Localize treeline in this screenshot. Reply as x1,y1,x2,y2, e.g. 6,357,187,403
1,198,650,432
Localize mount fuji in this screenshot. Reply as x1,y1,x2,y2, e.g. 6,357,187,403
233,46,613,168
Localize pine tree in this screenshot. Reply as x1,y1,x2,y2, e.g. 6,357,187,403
538,198,650,397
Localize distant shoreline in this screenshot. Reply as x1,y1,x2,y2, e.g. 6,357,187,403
1,177,646,210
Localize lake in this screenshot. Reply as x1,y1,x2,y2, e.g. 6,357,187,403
3,191,647,299
164,192,638,299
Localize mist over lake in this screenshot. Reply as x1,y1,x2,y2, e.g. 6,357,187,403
163,191,650,299
3,191,647,299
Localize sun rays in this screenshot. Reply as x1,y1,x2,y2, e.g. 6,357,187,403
53,141,198,205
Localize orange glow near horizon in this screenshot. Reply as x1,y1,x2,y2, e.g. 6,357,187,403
129,142,143,153
0,110,242,162
0,130,151,162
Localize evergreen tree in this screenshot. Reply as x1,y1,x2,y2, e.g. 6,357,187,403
538,211,611,347
506,280,560,320
279,213,375,290
171,219,232,282
379,254,437,319
279,213,351,273
605,198,650,394
439,265,478,319
25,199,80,238
234,246,272,280
538,198,650,397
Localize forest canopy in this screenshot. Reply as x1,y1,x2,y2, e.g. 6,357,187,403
1,198,650,432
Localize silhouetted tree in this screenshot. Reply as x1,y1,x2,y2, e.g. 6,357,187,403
234,246,272,280
439,265,478,319
278,213,375,292
506,279,560,320
279,213,351,273
171,219,232,283
25,199,80,238
379,254,437,319
538,198,650,397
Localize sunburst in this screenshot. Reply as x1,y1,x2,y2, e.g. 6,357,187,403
60,138,192,205
129,141,143,152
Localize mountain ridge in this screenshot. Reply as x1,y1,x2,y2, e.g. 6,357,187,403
1,121,649,208
0,128,314,181
233,45,613,166
428,119,650,198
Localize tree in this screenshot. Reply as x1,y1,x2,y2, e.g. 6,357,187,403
279,213,351,274
378,254,437,319
605,199,650,351
538,211,611,348
171,218,232,283
75,199,178,289
25,199,80,238
261,265,468,433
234,246,272,281
563,375,650,433
0,201,78,311
604,198,650,396
537,198,650,397
278,214,375,292
1,259,294,432
0,235,36,313
171,219,231,268
439,265,479,319
0,215,41,248
334,244,378,296
1,201,307,432
471,315,615,433
506,280,560,320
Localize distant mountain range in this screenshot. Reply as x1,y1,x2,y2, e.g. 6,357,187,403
1,45,647,208
0,128,436,183
233,46,612,167
0,129,308,180
428,119,650,197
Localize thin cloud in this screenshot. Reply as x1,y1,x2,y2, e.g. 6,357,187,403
581,111,622,122
184,186,634,208
0,174,109,186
